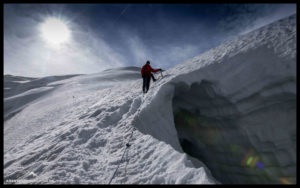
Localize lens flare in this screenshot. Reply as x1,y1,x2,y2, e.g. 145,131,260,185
250,156,259,168
256,162,264,169
246,156,253,166
241,149,264,169
279,177,292,184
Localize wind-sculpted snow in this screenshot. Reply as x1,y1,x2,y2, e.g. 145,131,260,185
4,74,82,121
4,14,296,184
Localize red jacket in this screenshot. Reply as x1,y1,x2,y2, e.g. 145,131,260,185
141,64,160,76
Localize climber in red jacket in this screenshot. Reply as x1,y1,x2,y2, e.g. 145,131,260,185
141,61,161,93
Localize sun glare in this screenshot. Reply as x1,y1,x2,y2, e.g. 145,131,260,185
40,17,71,46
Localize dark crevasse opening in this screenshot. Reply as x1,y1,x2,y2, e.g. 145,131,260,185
172,80,296,184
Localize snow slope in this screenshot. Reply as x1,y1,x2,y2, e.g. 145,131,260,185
4,14,296,184
4,74,81,121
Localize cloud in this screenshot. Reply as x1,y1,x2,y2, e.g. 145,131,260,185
214,4,296,39
4,4,127,77
239,4,296,35
118,26,201,69
4,4,296,77
124,35,152,66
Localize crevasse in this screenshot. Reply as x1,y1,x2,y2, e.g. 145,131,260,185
133,14,296,184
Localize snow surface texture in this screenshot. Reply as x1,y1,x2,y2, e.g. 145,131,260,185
4,74,81,121
4,15,296,184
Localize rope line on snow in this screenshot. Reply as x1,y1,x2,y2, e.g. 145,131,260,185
108,71,163,184
124,145,131,177
108,126,136,184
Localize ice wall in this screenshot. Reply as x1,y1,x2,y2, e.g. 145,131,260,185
134,14,296,184
172,79,296,184
172,17,297,183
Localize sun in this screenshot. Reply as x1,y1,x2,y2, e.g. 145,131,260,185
40,17,71,46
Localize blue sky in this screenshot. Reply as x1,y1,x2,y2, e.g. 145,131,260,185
4,4,296,77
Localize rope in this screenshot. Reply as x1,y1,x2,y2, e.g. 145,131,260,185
108,127,136,184
124,146,130,177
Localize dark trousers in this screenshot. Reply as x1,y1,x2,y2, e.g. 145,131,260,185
142,74,156,93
